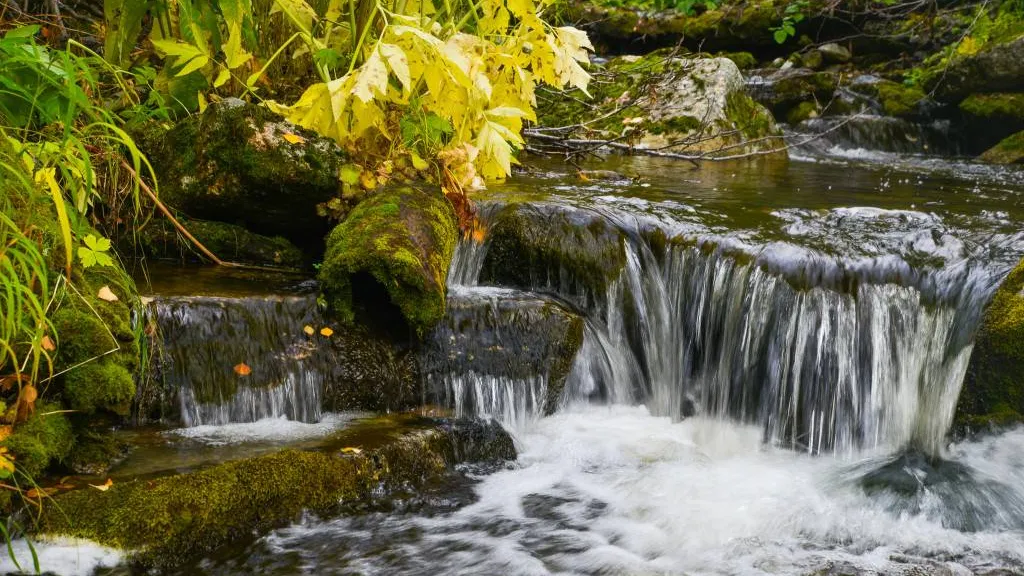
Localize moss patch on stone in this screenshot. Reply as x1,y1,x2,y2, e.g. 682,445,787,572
959,93,1024,123
786,100,819,124
875,81,927,118
62,360,135,416
979,130,1024,164
319,186,458,335
957,259,1024,429
1,405,74,478
37,417,514,568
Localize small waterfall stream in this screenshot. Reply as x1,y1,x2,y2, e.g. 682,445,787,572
444,203,1002,456
152,294,329,426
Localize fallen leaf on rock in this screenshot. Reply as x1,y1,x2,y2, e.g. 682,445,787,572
90,478,113,491
234,362,252,376
283,132,305,144
340,447,362,455
0,425,11,442
303,325,315,336
97,286,118,302
41,335,55,352
320,327,334,337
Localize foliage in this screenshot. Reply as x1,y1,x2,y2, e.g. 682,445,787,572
266,0,595,196
769,1,807,44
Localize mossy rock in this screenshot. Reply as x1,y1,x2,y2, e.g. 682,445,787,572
957,259,1024,429
751,69,839,115
536,54,783,159
139,99,347,249
786,100,820,124
959,93,1024,123
979,130,1024,164
62,359,135,416
480,203,627,313
0,405,74,478
139,216,305,268
926,34,1024,103
36,416,515,568
319,186,458,335
874,81,928,118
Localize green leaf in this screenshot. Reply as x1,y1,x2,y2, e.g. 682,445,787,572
5,25,41,39
339,163,362,185
773,29,788,44
104,0,147,67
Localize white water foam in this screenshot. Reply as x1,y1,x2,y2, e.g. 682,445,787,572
248,406,1024,575
0,537,121,576
168,412,364,445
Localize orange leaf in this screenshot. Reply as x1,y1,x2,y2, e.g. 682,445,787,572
0,425,11,442
320,327,334,337
89,478,113,491
41,335,56,352
340,447,362,455
15,384,37,424
283,133,305,144
303,325,315,336
233,362,252,376
97,286,119,302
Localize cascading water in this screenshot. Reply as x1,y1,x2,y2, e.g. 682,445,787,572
151,294,329,426
444,201,1003,456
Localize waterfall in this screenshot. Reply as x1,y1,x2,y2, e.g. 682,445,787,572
151,294,329,426
443,204,1000,455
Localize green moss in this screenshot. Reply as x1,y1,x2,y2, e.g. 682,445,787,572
980,130,1024,164
38,418,514,568
717,51,757,70
647,115,703,135
51,309,115,367
725,91,781,141
1,406,74,478
140,216,305,268
875,81,926,117
767,71,838,110
786,101,819,125
319,186,458,335
957,258,1024,429
960,93,1024,122
62,360,135,416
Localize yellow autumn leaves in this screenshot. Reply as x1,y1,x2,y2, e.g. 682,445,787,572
268,0,594,187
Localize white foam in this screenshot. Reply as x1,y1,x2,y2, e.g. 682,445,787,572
0,536,121,576
168,412,363,445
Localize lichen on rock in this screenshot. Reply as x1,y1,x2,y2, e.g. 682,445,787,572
319,186,458,335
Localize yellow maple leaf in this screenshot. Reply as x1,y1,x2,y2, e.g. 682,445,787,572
283,132,305,144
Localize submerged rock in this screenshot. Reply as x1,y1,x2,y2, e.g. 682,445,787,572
319,186,458,335
958,259,1024,428
37,415,515,569
536,53,783,159
140,99,346,248
480,203,627,313
139,217,304,268
748,68,839,118
979,131,1024,164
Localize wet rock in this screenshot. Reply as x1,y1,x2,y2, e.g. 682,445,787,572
958,258,1024,428
979,131,1024,164
818,42,851,63
801,49,825,70
139,99,347,249
422,287,586,415
319,186,458,335
748,68,838,118
786,101,820,125
139,217,304,268
926,35,1024,103
322,324,420,412
958,93,1024,151
537,53,783,159
36,415,516,569
480,203,627,313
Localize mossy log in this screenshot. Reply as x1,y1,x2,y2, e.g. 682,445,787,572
319,186,458,335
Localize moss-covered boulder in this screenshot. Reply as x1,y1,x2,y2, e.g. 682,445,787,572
480,203,627,313
979,130,1024,164
0,405,74,478
957,260,1024,429
140,99,347,249
139,216,304,268
422,288,585,414
749,68,839,119
959,93,1024,124
319,186,458,335
36,415,515,568
926,34,1024,103
537,53,783,159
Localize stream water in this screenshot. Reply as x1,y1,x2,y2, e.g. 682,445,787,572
8,151,1024,575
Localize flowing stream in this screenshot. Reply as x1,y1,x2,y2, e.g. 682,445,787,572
11,154,1024,576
